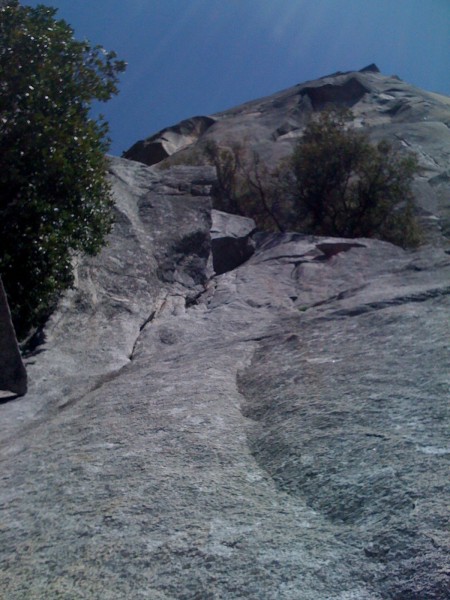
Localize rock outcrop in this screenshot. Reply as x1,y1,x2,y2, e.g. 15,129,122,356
0,69,449,599
123,116,215,166
211,209,256,275
125,65,450,242
0,277,27,397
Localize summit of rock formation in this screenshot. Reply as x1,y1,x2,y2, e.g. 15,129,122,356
125,65,450,244
1,68,449,599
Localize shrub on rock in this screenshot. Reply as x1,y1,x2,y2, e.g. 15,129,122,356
200,110,421,247
290,108,421,246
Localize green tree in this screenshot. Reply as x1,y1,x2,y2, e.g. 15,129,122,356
238,150,288,232
203,140,244,215
0,1,126,339
290,108,421,246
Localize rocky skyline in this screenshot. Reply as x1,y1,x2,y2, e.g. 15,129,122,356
23,0,450,155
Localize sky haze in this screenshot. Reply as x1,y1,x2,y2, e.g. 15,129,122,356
23,0,450,156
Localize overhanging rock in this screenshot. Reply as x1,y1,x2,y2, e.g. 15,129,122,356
124,116,216,166
211,209,256,274
300,75,371,109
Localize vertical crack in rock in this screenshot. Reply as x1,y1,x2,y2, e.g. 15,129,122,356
128,310,157,361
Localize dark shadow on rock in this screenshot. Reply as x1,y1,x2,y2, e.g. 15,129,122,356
0,277,27,396
211,210,257,275
316,241,366,258
300,76,370,110
21,327,47,358
212,236,256,275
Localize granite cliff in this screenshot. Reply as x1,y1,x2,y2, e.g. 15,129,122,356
125,64,450,243
1,67,449,599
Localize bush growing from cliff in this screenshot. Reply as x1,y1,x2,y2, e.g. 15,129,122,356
203,140,287,232
0,1,126,339
203,140,245,216
201,110,420,247
289,108,421,246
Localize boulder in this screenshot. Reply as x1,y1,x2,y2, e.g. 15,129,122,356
0,277,27,396
210,209,256,274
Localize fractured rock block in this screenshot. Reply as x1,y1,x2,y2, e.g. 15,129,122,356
211,210,256,275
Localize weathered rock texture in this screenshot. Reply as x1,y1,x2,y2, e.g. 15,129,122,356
0,277,27,396
0,69,449,599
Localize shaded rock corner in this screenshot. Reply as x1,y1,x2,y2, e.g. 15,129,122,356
211,210,256,275
0,277,27,396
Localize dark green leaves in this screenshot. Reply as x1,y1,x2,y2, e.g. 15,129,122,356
290,108,421,246
0,2,126,339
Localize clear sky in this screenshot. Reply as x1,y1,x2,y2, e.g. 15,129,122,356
24,0,450,156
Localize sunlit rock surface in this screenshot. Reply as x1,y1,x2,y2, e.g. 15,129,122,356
1,68,449,599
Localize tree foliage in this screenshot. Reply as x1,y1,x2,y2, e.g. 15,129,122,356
203,140,244,216
0,1,126,339
201,109,421,248
290,108,421,245
203,140,286,232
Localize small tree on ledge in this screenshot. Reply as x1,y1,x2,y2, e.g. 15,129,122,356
290,108,421,247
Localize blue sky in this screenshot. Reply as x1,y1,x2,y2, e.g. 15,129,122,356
24,0,450,156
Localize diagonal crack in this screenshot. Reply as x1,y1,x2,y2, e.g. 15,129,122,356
331,285,450,318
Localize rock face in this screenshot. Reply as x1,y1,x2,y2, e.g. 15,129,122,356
211,209,256,274
125,65,450,242
0,277,27,396
0,70,449,599
123,116,215,166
